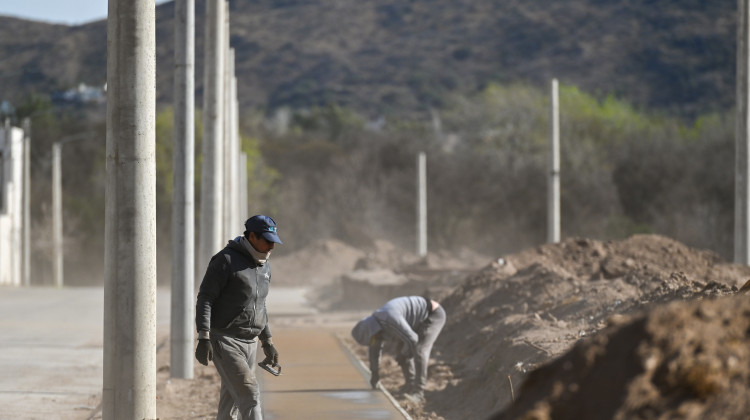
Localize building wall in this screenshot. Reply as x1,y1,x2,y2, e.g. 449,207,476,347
0,126,24,286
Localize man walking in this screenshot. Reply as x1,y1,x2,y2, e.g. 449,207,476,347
195,215,283,419
351,295,446,403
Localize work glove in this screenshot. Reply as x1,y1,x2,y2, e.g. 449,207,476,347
195,339,213,366
370,372,380,389
261,340,279,366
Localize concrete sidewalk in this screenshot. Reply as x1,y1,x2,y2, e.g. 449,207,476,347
260,328,408,420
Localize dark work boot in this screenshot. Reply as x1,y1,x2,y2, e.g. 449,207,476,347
398,382,416,394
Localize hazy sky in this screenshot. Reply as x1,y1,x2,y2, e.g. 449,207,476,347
0,0,169,26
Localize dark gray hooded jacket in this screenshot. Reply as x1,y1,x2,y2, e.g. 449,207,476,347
195,238,272,340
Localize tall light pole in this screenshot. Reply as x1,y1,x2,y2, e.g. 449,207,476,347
103,0,157,418
3,119,23,287
199,0,225,272
50,133,93,288
417,152,427,257
171,0,195,379
51,142,62,288
22,118,30,286
239,151,248,218
548,78,561,244
737,0,750,264
232,74,243,227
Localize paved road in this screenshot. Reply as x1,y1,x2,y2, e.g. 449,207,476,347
0,287,406,420
0,287,170,420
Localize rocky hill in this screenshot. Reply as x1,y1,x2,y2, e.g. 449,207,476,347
0,0,737,119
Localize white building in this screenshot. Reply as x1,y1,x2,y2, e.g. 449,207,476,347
0,124,25,286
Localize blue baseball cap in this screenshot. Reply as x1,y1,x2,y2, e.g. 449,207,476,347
244,215,283,244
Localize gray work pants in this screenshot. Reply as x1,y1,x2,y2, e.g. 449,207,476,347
211,333,262,420
398,306,446,390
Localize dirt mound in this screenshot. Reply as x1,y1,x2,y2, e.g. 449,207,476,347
271,239,365,286
407,234,750,420
491,294,750,420
353,239,490,272
304,239,490,310
152,233,750,420
272,238,487,287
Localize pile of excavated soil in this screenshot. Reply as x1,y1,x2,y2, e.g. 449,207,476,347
300,238,488,310
273,238,489,288
271,239,366,286
344,234,750,420
414,234,750,420
490,292,750,420
152,234,750,420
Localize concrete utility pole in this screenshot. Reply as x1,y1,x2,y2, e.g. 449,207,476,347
235,77,244,226
231,71,241,228
417,152,427,257
51,143,62,288
50,133,92,289
3,120,23,287
548,78,561,244
21,118,30,286
222,41,234,239
103,0,157,418
737,0,750,264
199,0,225,272
239,152,248,219
2,120,7,215
171,0,195,380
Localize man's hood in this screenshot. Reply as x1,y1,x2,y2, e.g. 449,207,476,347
351,315,382,346
226,237,249,254
226,237,256,260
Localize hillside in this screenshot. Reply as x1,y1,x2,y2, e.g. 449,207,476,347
0,0,737,119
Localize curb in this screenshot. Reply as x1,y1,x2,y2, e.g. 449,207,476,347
334,332,414,420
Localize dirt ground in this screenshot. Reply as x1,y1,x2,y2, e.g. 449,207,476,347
148,234,750,420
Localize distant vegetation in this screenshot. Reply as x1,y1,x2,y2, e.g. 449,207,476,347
20,79,735,286
252,83,734,263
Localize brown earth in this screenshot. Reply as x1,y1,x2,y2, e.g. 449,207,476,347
490,292,750,420
150,234,750,420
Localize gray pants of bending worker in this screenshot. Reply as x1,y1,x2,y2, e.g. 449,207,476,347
398,306,446,390
211,333,262,420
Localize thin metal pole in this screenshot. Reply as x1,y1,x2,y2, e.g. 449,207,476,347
52,142,63,288
417,152,427,257
22,118,30,286
171,0,195,380
103,0,157,418
199,0,225,272
548,78,561,244
737,0,750,264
